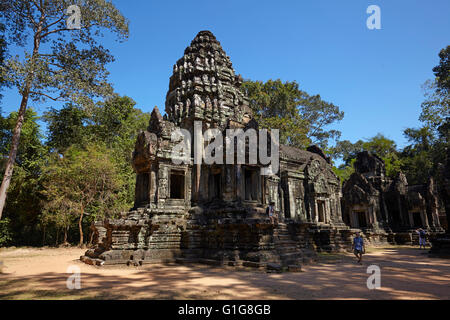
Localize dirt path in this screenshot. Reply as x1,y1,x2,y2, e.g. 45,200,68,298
0,246,449,300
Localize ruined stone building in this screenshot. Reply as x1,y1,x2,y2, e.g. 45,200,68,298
341,151,445,244
82,31,353,268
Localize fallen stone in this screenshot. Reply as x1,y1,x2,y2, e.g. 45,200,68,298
266,263,282,271
288,264,302,272
243,261,264,269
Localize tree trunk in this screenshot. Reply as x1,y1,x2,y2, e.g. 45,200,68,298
0,19,44,219
78,209,84,247
88,230,94,247
88,222,94,247
63,226,68,245
0,94,30,218
42,225,46,246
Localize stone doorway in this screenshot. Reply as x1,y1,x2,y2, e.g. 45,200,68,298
411,211,423,228
244,168,258,201
170,170,185,199
209,170,222,200
135,173,149,206
317,200,326,223
354,211,368,228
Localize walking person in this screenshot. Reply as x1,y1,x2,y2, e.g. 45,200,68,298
266,201,277,226
352,232,365,265
416,228,427,249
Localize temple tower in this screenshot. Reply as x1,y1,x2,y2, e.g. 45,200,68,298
165,30,251,130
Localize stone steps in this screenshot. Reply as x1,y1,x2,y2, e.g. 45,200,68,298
272,224,303,267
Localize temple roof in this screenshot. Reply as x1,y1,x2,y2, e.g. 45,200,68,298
165,30,250,129
280,144,324,163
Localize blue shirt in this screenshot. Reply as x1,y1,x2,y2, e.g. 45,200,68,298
354,237,364,251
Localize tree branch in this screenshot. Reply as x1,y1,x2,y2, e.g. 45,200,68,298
29,91,63,101
41,28,72,39
42,14,66,32
10,6,38,29
30,0,44,14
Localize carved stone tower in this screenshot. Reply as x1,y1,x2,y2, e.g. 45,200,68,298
165,30,251,130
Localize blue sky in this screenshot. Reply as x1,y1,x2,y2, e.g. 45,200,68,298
1,0,449,149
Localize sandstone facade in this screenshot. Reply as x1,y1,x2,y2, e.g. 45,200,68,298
81,31,353,268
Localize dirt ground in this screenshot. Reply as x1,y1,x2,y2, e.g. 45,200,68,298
0,246,449,300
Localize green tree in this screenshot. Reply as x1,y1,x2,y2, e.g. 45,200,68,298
333,158,356,183
0,0,129,219
400,125,448,185
432,45,450,94
43,95,151,207
401,46,450,185
42,143,123,246
0,218,13,246
419,80,449,130
88,95,151,205
331,134,402,180
419,46,449,131
241,79,344,149
0,108,47,245
44,103,88,153
331,139,364,166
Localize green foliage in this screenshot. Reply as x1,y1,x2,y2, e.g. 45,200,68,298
0,93,149,246
383,153,403,179
39,95,150,245
331,134,401,179
0,0,129,106
401,47,450,185
88,95,151,205
0,217,13,246
41,143,124,245
44,103,88,153
241,79,343,149
43,95,150,207
0,108,47,245
400,125,448,185
333,158,356,184
432,45,450,94
419,80,449,129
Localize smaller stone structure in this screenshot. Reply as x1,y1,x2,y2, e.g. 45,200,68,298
341,151,445,245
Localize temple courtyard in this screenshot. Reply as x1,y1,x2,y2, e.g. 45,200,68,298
0,246,449,300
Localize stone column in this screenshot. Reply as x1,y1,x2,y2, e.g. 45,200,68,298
236,164,242,200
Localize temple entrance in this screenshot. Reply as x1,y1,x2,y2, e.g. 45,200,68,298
244,168,258,201
354,211,367,228
170,171,185,199
209,170,222,200
317,200,326,223
135,173,149,206
411,211,423,228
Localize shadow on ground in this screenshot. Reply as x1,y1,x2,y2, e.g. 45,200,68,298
0,247,449,300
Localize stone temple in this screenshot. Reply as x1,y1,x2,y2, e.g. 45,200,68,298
81,31,354,268
341,151,445,245
81,30,448,268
